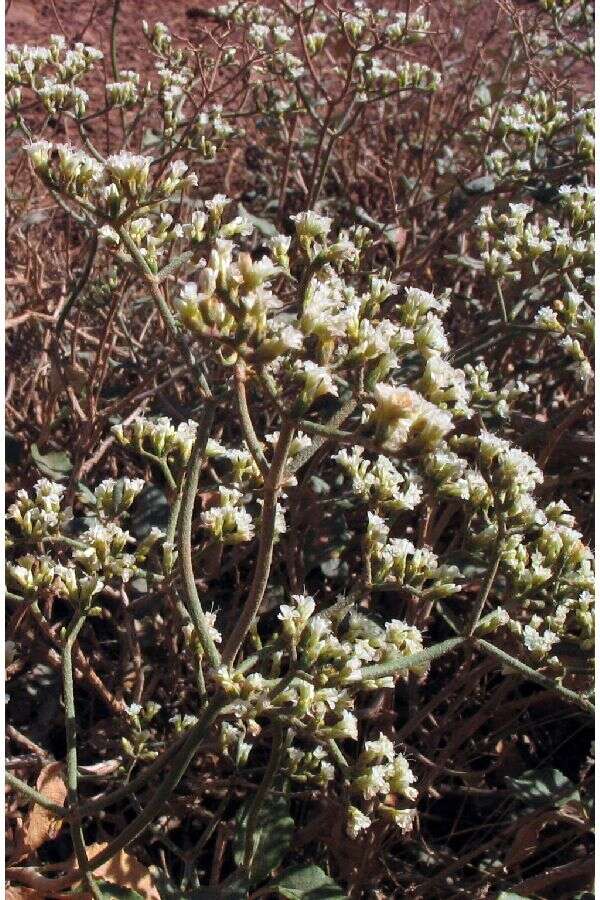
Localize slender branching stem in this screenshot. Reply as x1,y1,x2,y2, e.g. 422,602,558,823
177,401,222,670
234,364,269,477
56,233,98,344
62,611,102,899
13,695,227,894
116,226,212,398
476,639,594,715
110,0,122,81
222,421,296,665
5,772,67,817
355,637,467,682
467,536,504,636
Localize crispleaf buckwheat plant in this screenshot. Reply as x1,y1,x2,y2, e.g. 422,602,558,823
5,2,594,897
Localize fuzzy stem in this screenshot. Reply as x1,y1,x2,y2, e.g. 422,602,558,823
110,0,122,81
475,639,594,715
5,772,67,816
62,611,102,899
467,540,503,636
222,421,296,665
354,637,466,682
116,226,212,398
289,397,357,475
177,401,221,670
234,364,269,477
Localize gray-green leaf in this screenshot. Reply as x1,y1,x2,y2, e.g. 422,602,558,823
96,881,145,900
272,865,348,899
497,893,533,900
31,443,73,480
233,794,294,885
505,767,579,807
237,203,278,237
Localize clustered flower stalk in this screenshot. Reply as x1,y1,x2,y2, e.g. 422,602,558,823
4,3,594,895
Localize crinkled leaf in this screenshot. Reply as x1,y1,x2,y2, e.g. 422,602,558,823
383,225,407,252
272,865,348,899
309,476,330,496
233,794,294,885
142,129,162,150
82,843,161,899
13,762,67,858
30,444,72,480
77,482,97,506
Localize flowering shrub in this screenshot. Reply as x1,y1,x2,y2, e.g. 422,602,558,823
5,2,594,897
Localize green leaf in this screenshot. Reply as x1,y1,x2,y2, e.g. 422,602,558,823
464,175,496,194
130,486,170,540
237,203,278,237
473,84,492,107
5,432,23,468
153,871,182,899
444,253,484,270
272,865,348,899
30,443,73,480
233,794,294,885
309,476,330,495
187,876,250,899
141,128,162,150
497,893,533,900
505,767,579,807
96,881,145,900
76,481,97,506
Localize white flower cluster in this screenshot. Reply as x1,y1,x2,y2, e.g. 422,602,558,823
285,745,335,786
474,198,593,383
335,448,422,512
480,92,593,180
190,106,239,160
210,0,438,116
464,362,529,419
112,416,200,464
368,520,461,602
25,141,198,217
346,732,417,837
200,487,255,544
6,37,102,117
367,383,454,452
357,57,440,95
106,70,139,108
427,431,596,658
8,478,70,539
206,592,426,833
6,473,166,608
93,477,145,517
